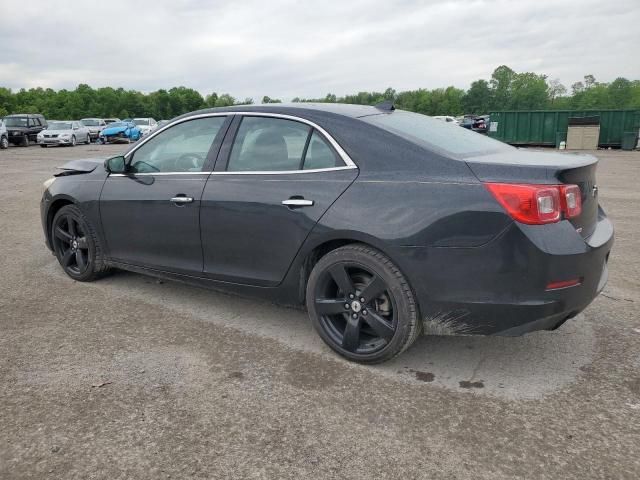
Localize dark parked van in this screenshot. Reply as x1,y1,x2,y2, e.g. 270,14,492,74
4,114,47,146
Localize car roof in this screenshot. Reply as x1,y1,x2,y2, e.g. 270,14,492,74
181,102,390,120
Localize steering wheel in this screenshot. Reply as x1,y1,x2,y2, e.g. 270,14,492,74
175,153,203,171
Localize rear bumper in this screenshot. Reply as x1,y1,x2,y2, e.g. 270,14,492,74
395,210,613,336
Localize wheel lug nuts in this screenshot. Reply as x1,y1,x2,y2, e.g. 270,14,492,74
352,313,358,319
362,310,368,315
349,293,354,299
344,303,350,309
360,297,365,303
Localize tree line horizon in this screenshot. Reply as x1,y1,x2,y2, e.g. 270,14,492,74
1,65,638,121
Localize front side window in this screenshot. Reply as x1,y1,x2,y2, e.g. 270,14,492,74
129,116,226,173
227,117,311,172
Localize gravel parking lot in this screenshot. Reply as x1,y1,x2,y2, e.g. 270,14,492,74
1,144,639,479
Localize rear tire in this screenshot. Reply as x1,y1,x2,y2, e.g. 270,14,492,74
306,244,421,364
51,205,111,282
1,136,9,149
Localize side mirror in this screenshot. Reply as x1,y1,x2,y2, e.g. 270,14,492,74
104,156,127,174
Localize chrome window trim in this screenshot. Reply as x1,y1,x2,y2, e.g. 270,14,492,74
121,111,358,175
108,165,355,177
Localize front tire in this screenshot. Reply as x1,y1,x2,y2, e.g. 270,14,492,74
70,135,76,147
22,135,29,147
1,136,9,149
306,244,421,364
51,205,110,282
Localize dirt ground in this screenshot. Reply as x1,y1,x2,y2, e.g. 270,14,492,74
1,143,639,479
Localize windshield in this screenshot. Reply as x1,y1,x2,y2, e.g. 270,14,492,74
48,122,72,130
5,117,28,127
81,119,99,126
107,122,126,128
133,119,149,126
362,110,512,158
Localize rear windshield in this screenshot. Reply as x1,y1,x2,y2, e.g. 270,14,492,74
81,119,99,126
363,111,512,158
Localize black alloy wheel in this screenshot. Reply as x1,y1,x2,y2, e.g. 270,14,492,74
51,205,109,282
307,244,421,363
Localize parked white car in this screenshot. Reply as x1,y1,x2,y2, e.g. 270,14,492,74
80,118,107,141
37,121,91,147
0,120,8,149
132,117,157,136
432,116,460,125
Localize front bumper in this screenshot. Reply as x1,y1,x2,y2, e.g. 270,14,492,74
395,210,614,336
38,137,73,145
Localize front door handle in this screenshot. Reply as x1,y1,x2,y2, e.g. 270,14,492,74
282,199,314,207
170,196,194,204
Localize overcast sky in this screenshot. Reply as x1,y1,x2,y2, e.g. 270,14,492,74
0,0,638,100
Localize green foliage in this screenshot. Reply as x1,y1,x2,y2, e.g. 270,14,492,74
1,67,639,120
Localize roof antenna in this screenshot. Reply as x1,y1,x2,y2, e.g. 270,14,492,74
374,100,395,111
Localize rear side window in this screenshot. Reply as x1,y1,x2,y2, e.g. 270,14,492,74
363,110,512,158
303,131,340,170
227,117,311,171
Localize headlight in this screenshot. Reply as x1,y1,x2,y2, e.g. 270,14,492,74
37,133,44,138
60,134,70,138
43,177,56,192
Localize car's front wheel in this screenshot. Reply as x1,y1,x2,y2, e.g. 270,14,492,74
51,205,110,282
22,135,29,147
306,244,421,364
0,136,8,149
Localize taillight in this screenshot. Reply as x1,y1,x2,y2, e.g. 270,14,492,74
560,185,582,218
484,183,581,225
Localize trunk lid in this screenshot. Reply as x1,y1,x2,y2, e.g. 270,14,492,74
465,150,599,238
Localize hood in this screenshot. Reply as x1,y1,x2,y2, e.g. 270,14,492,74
42,129,74,135
54,158,104,176
103,125,128,135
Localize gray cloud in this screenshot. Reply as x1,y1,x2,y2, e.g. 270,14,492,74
0,0,638,100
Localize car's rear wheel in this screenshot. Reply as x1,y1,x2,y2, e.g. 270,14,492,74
306,244,421,364
1,136,9,149
51,205,110,282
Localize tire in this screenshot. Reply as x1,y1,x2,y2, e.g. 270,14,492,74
51,204,110,282
0,136,8,149
306,244,421,364
85,134,91,145
22,135,29,147
70,135,76,147
40,144,47,148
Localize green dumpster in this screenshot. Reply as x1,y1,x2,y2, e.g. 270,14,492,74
488,109,640,148
621,131,638,151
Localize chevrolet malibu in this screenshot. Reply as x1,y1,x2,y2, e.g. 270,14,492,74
40,103,613,363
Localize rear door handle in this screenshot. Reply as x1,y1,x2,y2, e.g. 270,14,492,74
170,196,194,204
282,199,314,207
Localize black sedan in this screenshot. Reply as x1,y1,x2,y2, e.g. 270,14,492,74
41,104,613,363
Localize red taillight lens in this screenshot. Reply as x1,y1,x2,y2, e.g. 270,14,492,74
484,183,561,224
485,183,583,225
560,185,582,218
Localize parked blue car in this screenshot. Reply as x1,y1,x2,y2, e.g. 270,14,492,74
99,121,142,144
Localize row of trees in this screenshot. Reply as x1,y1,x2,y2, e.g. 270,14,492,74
1,66,639,120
